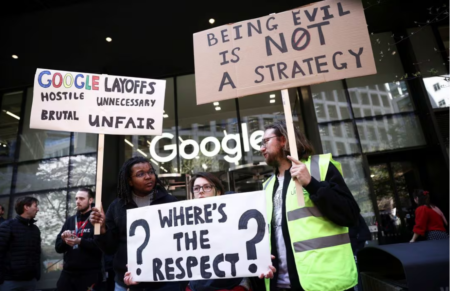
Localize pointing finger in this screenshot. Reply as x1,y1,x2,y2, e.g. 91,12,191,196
287,155,302,165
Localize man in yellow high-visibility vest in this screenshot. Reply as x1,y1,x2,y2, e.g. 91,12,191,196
260,121,360,291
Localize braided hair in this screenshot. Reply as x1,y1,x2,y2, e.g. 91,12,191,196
117,156,163,204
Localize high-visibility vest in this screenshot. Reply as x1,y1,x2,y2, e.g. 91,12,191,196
264,153,357,291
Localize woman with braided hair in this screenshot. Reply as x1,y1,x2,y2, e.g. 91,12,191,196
90,156,183,291
410,189,448,242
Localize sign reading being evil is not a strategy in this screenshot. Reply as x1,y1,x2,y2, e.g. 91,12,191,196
30,69,166,135
193,0,376,105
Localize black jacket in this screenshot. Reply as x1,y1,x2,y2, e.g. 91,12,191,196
268,163,360,291
349,214,372,254
55,210,102,273
94,186,183,290
0,216,41,283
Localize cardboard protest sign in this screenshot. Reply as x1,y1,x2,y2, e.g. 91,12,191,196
127,191,271,282
193,0,376,104
30,69,166,135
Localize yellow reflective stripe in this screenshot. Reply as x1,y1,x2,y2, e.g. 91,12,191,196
293,233,350,252
287,207,322,221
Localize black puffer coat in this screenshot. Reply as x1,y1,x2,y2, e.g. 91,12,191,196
0,216,41,283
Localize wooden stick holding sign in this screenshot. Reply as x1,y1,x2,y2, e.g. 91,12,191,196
94,133,105,235
281,89,305,208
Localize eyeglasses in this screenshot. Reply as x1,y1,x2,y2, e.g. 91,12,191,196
133,170,155,178
193,185,214,193
260,136,278,148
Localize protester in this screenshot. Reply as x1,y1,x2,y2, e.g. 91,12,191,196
260,121,359,291
0,205,5,224
123,172,275,291
90,156,182,291
0,197,41,291
55,188,102,290
410,189,448,242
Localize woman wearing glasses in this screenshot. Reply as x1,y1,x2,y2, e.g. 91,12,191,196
90,156,183,291
124,172,275,290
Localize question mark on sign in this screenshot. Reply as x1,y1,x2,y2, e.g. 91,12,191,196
238,209,265,273
129,219,150,276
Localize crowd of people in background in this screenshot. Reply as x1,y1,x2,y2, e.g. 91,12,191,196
0,121,448,291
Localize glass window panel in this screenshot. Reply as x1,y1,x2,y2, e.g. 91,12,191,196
125,78,177,174
337,91,346,103
0,196,10,221
391,161,415,232
315,103,326,119
0,91,23,165
327,105,339,120
176,74,240,175
423,75,450,109
69,154,97,187
0,165,13,195
371,94,380,106
335,156,376,235
20,88,70,162
408,26,448,78
13,192,65,289
325,91,335,101
357,114,426,153
311,81,351,122
370,164,401,236
15,157,69,193
318,122,360,156
349,91,359,105
346,32,415,118
339,107,350,120
73,133,98,155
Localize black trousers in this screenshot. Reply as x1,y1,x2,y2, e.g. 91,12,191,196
56,270,102,291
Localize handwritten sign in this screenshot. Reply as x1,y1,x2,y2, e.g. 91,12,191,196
30,69,166,135
193,0,376,104
127,191,271,282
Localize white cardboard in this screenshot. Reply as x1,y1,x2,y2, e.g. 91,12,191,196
127,191,271,282
30,68,166,135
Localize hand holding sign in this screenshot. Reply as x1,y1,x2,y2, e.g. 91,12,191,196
288,155,312,186
90,205,106,234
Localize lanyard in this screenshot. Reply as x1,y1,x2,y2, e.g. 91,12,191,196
75,215,89,237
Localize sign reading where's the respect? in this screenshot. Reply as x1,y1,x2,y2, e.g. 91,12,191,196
127,191,271,282
30,68,166,135
193,0,376,105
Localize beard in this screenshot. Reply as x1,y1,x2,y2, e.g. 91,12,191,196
265,148,286,168
78,204,90,213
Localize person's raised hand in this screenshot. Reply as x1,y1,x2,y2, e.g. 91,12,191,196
124,265,139,286
259,255,276,279
288,155,311,186
89,204,106,234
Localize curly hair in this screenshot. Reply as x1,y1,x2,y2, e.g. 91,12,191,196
264,120,314,160
117,156,162,204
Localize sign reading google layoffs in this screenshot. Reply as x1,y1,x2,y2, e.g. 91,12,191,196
30,69,166,135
